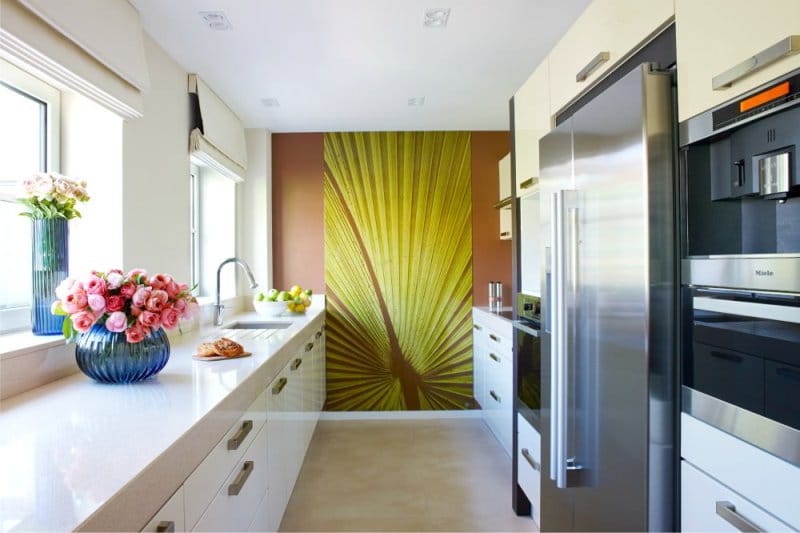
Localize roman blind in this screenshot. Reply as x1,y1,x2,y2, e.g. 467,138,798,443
189,74,247,182
0,0,149,119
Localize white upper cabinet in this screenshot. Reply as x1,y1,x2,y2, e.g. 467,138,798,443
676,0,800,121
514,60,550,198
548,0,674,116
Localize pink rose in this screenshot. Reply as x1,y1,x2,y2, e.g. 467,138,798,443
87,294,106,314
71,311,96,333
138,310,160,329
166,280,180,298
63,289,88,314
21,177,35,194
130,305,143,317
150,274,172,290
160,307,180,329
127,268,147,283
55,277,81,300
132,287,151,308
85,275,106,295
173,299,186,313
105,311,128,333
106,294,126,312
146,290,168,312
119,282,137,299
125,323,146,344
51,300,63,314
106,272,124,290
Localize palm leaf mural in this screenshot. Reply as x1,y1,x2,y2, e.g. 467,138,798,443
324,131,473,411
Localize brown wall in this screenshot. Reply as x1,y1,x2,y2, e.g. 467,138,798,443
271,131,512,304
471,131,512,305
272,133,325,293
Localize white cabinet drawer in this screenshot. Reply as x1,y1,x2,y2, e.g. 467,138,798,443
516,414,541,526
141,486,184,532
184,389,267,529
681,413,800,528
681,460,792,532
193,423,269,532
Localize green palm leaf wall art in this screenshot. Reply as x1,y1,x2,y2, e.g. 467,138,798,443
324,131,474,410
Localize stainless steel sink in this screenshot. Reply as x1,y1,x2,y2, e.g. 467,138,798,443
221,320,292,330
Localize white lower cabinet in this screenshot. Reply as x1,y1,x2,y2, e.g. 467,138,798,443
141,486,185,532
473,308,513,457
142,320,327,533
516,414,541,526
681,460,793,532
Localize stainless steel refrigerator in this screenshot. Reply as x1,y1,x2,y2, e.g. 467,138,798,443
538,64,675,531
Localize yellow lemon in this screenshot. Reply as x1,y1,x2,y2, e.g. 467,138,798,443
289,285,302,297
288,302,296,312
294,303,305,313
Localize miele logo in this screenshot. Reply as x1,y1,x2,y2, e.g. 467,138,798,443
755,269,774,277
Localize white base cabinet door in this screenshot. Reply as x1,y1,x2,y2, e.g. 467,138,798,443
516,414,541,526
141,487,184,533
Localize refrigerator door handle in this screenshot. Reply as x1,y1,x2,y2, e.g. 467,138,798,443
549,191,563,483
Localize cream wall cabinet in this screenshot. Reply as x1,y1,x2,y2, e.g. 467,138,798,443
473,308,513,457
514,60,550,198
499,153,512,240
548,0,673,117
676,0,800,122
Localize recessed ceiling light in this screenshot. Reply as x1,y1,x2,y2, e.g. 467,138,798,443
199,11,232,31
424,8,450,28
261,97,280,108
408,97,425,107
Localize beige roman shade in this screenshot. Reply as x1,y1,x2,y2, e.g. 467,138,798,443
189,74,248,182
0,0,149,119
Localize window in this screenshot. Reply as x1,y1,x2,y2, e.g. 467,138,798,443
0,60,60,333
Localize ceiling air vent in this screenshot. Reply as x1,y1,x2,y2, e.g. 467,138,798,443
199,11,232,31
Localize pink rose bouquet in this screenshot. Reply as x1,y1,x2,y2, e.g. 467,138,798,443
52,269,198,343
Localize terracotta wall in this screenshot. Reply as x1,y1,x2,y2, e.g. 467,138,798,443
471,131,512,305
272,131,511,304
271,133,325,292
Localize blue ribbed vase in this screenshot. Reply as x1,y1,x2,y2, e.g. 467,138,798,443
31,218,69,335
75,324,170,383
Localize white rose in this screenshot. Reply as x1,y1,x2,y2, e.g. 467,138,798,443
33,175,54,197
54,178,75,199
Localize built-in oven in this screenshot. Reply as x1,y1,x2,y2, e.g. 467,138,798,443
515,293,541,430
679,66,800,467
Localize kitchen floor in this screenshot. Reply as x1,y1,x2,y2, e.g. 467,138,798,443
280,417,537,532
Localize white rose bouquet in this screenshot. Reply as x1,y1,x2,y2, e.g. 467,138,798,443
19,172,89,219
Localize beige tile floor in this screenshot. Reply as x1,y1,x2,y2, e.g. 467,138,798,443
280,417,538,532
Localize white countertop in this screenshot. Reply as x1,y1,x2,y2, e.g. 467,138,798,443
0,298,325,532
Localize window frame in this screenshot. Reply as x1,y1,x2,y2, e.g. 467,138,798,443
0,59,61,334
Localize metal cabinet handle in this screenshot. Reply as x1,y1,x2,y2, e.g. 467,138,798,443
576,51,610,82
156,521,175,533
305,342,314,352
521,448,541,471
315,331,322,339
291,357,303,371
489,334,499,342
473,324,482,331
713,36,800,90
715,501,764,532
228,461,254,496
489,390,500,403
500,231,511,237
227,420,253,450
520,177,538,189
272,377,287,395
489,353,500,363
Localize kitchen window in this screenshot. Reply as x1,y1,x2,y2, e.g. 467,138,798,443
0,60,60,334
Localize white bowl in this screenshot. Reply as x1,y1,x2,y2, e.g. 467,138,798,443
253,299,286,317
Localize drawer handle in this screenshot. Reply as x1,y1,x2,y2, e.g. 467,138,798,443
489,390,500,403
489,353,500,363
228,461,254,496
521,448,541,471
473,324,482,331
520,177,538,189
576,51,610,82
305,342,314,352
156,521,175,533
711,350,742,363
715,501,764,532
489,334,499,342
272,377,287,395
315,331,322,339
227,420,254,450
291,357,303,371
712,36,800,90
500,231,511,237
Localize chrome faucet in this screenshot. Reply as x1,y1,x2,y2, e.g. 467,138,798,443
214,257,258,326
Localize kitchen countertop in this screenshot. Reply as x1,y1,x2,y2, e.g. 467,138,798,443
0,297,325,532
474,305,514,322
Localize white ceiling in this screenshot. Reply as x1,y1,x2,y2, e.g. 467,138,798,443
130,0,590,132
